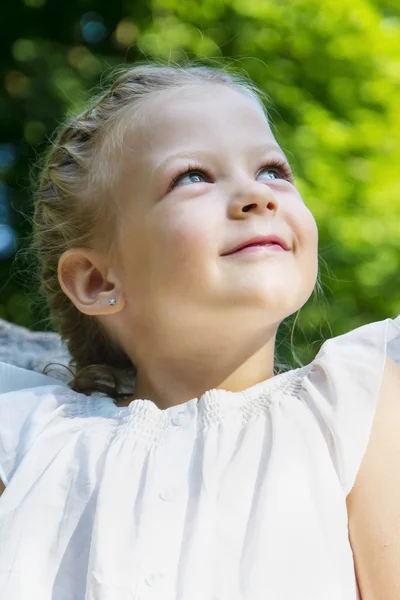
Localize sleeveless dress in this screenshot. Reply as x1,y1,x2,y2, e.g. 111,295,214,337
0,316,399,600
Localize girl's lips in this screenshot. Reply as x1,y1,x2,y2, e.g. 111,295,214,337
221,234,290,256
228,243,286,255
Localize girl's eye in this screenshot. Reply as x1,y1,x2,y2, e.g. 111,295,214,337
177,171,208,186
169,164,211,190
257,160,293,183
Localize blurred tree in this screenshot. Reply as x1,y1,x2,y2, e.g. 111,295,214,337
0,0,399,367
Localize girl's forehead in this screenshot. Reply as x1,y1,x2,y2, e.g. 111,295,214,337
144,83,268,130
122,84,278,164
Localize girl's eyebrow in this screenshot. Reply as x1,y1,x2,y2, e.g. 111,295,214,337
153,143,288,177
154,151,208,177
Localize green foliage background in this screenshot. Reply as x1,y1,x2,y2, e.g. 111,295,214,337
0,0,399,367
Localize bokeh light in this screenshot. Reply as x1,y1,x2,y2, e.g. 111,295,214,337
114,20,139,47
0,145,17,171
0,224,18,259
4,71,31,98
12,39,40,62
67,46,103,77
24,122,47,144
80,13,107,44
0,182,9,222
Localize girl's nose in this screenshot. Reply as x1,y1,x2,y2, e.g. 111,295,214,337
229,181,279,217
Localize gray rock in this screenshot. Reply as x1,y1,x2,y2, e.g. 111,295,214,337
0,319,70,374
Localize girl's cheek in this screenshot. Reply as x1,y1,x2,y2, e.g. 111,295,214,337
151,222,200,270
167,208,212,248
177,227,211,260
297,207,318,248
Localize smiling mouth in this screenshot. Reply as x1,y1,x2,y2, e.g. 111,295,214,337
221,234,290,256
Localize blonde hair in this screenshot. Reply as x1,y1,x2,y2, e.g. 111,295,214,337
29,61,274,402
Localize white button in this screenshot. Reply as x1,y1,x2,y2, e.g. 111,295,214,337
171,411,188,427
145,571,165,587
159,488,176,501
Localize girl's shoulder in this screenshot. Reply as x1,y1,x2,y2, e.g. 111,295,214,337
310,315,400,366
300,315,400,496
0,360,67,394
0,362,89,486
302,314,400,414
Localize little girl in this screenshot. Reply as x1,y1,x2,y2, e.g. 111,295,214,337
0,63,399,600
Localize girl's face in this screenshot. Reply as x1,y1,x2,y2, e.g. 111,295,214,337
109,84,318,367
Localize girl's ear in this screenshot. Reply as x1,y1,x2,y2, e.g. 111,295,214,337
57,248,125,315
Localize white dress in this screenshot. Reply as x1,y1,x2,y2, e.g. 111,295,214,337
0,316,399,600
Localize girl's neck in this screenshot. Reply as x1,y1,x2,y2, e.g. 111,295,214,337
121,343,276,410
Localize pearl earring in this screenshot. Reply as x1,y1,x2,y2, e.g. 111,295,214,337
108,297,116,306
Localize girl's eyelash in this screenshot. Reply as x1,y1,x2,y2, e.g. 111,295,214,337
168,163,212,191
259,158,294,183
168,159,294,191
